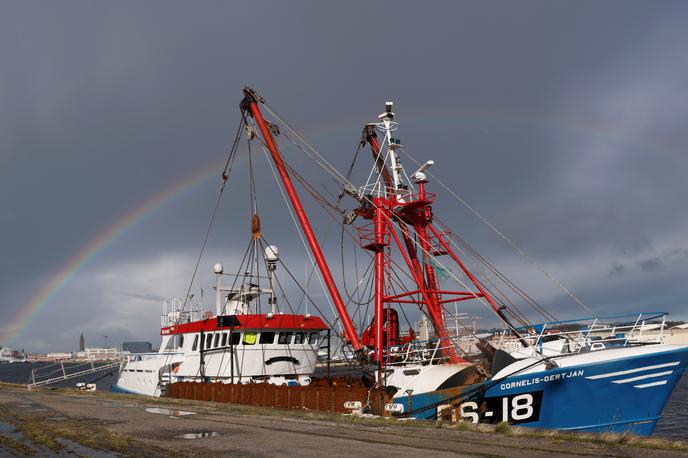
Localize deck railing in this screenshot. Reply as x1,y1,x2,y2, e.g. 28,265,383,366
493,312,668,356
378,312,669,367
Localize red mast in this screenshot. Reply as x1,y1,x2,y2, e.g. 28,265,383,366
363,131,464,364
358,108,526,357
240,88,364,353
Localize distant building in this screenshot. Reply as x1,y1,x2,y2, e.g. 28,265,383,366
122,341,153,354
76,347,120,361
79,333,85,352
46,352,72,361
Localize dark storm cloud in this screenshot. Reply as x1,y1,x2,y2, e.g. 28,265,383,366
2,1,688,351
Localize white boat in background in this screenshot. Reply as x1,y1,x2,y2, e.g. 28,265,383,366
112,246,328,396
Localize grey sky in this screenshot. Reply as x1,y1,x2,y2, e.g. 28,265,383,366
1,1,687,352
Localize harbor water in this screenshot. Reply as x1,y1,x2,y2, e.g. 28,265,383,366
0,362,685,439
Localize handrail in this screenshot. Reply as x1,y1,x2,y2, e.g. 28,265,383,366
28,359,125,389
385,312,669,367
518,311,667,329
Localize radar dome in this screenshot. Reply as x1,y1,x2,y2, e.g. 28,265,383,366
264,245,279,262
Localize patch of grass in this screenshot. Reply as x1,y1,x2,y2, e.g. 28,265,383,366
0,432,36,456
454,421,471,431
16,420,63,451
494,421,510,434
46,420,131,453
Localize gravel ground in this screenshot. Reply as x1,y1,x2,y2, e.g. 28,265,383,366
0,384,686,457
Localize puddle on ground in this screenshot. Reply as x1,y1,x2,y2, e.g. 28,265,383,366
0,422,21,439
103,402,123,407
46,416,68,421
17,402,33,407
177,431,222,439
145,407,196,417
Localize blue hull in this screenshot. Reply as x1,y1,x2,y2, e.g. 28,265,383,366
396,346,688,435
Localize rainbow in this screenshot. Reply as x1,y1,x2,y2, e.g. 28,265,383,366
4,159,224,345
6,109,666,346
4,117,356,346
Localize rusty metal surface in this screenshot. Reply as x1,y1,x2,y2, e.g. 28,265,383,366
167,379,389,415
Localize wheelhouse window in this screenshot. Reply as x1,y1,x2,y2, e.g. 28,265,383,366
308,332,320,345
229,332,241,345
205,333,213,349
243,332,257,345
260,332,275,344
213,333,220,348
278,332,293,345
294,332,304,344
163,336,174,351
192,335,199,351
221,332,227,347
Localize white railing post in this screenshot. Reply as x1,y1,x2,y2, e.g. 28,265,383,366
625,314,643,346
430,338,441,362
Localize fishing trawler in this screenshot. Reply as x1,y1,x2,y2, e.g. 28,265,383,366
115,87,688,436
112,246,328,396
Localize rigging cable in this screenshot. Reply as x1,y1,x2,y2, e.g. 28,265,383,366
260,103,531,324
397,147,594,316
180,117,245,314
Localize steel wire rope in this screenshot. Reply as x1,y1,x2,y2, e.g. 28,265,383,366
340,225,376,307
257,133,416,365
265,243,312,381
437,219,558,323
208,239,256,383
397,147,594,316
260,104,528,331
385,265,473,361
156,117,245,393
276,119,571,340
260,230,372,343
255,103,542,356
180,116,245,315
260,231,375,372
256,139,343,335
277,151,437,361
252,108,422,294
431,240,533,329
390,215,509,328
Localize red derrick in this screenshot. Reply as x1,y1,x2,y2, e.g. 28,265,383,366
241,89,364,353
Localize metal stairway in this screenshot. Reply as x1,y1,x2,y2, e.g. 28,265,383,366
27,359,125,389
